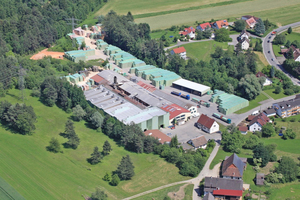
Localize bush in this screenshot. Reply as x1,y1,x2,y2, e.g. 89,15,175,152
274,86,282,94
269,154,277,162
284,88,294,95
290,118,296,122
110,174,120,186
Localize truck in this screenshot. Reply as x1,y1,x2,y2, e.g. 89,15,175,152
180,94,190,100
171,91,181,96
213,113,231,124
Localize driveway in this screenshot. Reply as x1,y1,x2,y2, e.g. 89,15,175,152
228,34,239,47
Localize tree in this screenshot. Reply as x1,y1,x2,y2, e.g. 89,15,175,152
64,120,80,149
221,129,244,153
243,135,259,149
255,18,265,35
286,129,296,139
263,19,271,30
239,74,263,100
288,26,292,34
234,20,246,32
253,41,262,52
89,146,103,164
80,41,86,49
102,140,112,156
262,123,275,137
47,137,61,153
284,88,294,95
270,66,275,78
90,111,104,129
66,133,80,149
253,144,270,167
103,172,111,182
273,34,286,45
215,28,231,42
110,174,120,186
285,40,291,48
115,155,135,180
170,135,178,148
72,105,86,121
91,188,108,200
291,40,300,48
276,156,298,182
274,86,282,94
211,46,224,58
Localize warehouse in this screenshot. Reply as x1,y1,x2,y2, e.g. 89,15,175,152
172,79,211,96
64,49,95,63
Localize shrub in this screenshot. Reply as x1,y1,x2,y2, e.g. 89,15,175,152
284,89,294,95
290,118,296,122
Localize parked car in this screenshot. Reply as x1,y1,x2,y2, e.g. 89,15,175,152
271,58,274,61
268,40,270,43
268,51,270,53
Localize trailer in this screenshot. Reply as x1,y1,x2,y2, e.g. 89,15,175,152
191,97,200,103
171,91,181,96
213,113,231,124
180,94,190,100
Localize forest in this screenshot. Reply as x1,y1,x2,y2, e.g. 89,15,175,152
0,0,104,54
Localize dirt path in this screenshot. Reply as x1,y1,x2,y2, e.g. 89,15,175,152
168,184,189,200
30,48,64,60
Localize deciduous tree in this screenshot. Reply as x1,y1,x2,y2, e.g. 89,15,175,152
276,156,298,182
72,105,86,121
47,137,61,153
91,188,108,200
234,20,246,32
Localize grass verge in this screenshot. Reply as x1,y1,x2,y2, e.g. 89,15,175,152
272,31,300,57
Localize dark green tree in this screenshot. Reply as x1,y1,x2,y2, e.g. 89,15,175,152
273,34,286,45
285,40,291,48
72,105,86,121
243,135,259,149
47,137,61,153
80,41,86,49
42,84,57,107
276,156,298,182
270,66,275,78
239,74,262,100
255,18,265,35
234,20,246,32
102,140,112,156
274,86,282,94
253,144,270,167
211,46,224,58
91,188,108,200
64,120,80,149
287,27,292,34
110,174,120,186
254,41,263,52
215,28,231,42
262,123,275,137
115,155,135,180
89,146,103,164
103,172,111,182
170,135,178,148
221,129,244,153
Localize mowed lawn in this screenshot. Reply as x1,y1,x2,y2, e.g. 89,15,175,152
0,89,187,200
135,0,300,30
273,31,300,57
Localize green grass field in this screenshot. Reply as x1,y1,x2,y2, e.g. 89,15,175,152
272,31,300,57
234,93,269,114
0,177,25,200
263,88,291,100
0,89,187,200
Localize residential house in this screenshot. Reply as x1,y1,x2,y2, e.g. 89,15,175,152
256,72,273,86
238,30,250,40
241,15,259,29
160,103,191,125
238,126,248,134
187,135,208,149
196,114,219,133
238,38,250,50
212,20,229,29
179,26,195,39
204,177,243,200
273,97,300,118
256,173,265,186
222,153,247,179
264,108,277,117
197,22,211,31
144,129,171,144
248,113,270,132
281,45,300,62
247,115,256,121
170,47,187,59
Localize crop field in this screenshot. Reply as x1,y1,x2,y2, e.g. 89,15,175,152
0,89,187,200
0,177,25,200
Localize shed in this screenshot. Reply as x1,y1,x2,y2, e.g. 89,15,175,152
238,126,248,134
172,79,210,96
256,173,265,185
187,136,208,149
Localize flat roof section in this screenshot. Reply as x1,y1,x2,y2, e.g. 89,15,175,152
172,79,210,93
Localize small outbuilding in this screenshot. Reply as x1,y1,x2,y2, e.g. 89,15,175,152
187,135,208,149
239,126,248,134
256,173,265,185
264,108,277,117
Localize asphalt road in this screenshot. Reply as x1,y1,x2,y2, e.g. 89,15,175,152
262,22,300,85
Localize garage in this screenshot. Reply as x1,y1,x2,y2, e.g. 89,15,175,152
172,79,211,96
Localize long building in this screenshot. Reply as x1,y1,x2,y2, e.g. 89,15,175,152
172,78,211,96
273,97,300,118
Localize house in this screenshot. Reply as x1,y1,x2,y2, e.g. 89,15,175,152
212,20,229,29
197,22,211,31
241,15,259,29
179,26,195,39
196,114,219,133
248,113,270,132
204,177,243,199
187,135,208,149
238,38,250,50
281,45,300,62
247,115,256,121
160,103,191,125
144,129,171,144
222,153,247,179
238,30,250,40
170,47,187,59
264,108,277,117
238,126,248,134
273,97,300,118
256,72,273,86
256,173,265,185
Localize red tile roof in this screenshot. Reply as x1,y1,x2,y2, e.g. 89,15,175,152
239,126,248,132
215,20,228,29
160,103,190,120
247,115,255,121
249,113,270,127
246,17,257,26
90,74,104,83
199,22,211,30
137,81,156,92
213,189,243,197
256,72,267,78
179,26,195,35
197,114,216,129
172,47,186,54
144,129,171,144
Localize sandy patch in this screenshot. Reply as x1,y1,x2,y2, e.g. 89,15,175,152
30,48,64,60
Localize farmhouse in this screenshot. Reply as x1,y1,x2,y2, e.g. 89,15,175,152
256,72,273,86
212,20,228,29
222,153,247,179
170,47,187,59
248,113,270,132
179,26,195,39
144,129,171,144
187,135,208,149
196,22,211,31
172,78,211,96
273,97,300,118
241,15,259,29
160,103,191,125
196,114,219,133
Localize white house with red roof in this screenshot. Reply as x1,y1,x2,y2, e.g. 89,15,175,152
241,15,259,29
170,47,187,59
196,22,211,31
212,20,228,29
179,26,195,39
160,103,191,125
248,113,270,132
196,114,219,133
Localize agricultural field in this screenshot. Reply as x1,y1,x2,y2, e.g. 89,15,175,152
273,31,300,57
0,89,188,200
0,177,25,200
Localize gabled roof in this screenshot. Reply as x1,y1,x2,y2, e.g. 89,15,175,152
213,189,243,197
291,45,300,60
90,74,105,83
180,26,195,35
188,135,207,148
214,20,228,29
160,103,190,120
242,15,259,21
239,30,250,38
273,98,300,111
238,37,250,44
246,17,257,26
264,108,276,115
238,126,248,132
204,177,243,193
137,81,156,92
249,113,270,127
256,173,265,185
172,47,186,54
144,129,171,144
222,153,246,178
247,115,256,121
199,22,211,30
197,114,216,129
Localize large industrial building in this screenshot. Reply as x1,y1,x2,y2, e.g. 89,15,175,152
172,79,211,96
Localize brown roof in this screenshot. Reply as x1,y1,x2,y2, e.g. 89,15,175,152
256,71,267,78
144,129,171,144
197,114,216,129
222,154,246,178
188,136,207,148
256,173,265,185
281,49,289,54
239,126,248,132
90,74,104,83
249,113,270,127
247,115,255,121
215,20,228,29
291,45,300,60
